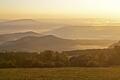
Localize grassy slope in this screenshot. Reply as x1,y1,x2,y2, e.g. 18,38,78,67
0,67,120,80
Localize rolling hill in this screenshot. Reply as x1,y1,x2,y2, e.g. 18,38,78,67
0,35,115,52
109,41,120,48
0,19,62,34
0,31,42,44
45,26,120,40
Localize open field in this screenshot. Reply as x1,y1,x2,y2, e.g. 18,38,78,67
0,67,120,80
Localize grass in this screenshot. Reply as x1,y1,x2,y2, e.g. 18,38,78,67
0,67,120,80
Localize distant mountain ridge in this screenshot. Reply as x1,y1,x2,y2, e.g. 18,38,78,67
0,31,42,44
0,19,62,34
2,19,37,23
109,41,120,48
0,34,115,52
1,19,120,40
45,26,120,40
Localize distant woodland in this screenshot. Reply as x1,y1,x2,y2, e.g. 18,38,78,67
0,46,120,68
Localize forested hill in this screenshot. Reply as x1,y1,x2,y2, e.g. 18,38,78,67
0,45,120,68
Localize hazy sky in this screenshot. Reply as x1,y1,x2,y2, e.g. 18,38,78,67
1,0,120,19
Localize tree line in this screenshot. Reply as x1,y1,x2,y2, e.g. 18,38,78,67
0,46,120,68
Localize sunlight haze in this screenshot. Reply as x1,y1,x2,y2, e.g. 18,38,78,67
1,0,120,19
1,0,120,40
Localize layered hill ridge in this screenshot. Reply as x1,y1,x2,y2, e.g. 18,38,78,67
0,33,115,52
0,19,62,34
109,41,120,48
0,31,42,44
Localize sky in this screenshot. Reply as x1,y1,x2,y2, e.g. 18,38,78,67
1,0,120,19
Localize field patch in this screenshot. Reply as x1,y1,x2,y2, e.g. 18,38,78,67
0,67,120,80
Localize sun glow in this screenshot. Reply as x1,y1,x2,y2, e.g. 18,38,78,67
1,0,120,19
